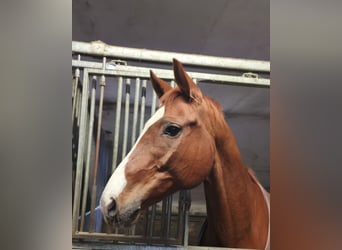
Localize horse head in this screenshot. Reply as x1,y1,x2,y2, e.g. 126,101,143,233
100,59,217,227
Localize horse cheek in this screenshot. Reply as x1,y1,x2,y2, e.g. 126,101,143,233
175,133,214,188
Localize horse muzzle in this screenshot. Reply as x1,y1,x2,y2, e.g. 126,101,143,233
100,196,141,227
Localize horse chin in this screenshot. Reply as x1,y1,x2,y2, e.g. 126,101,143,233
108,209,141,228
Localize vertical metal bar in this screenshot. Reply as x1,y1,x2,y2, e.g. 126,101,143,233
80,76,97,231
113,78,122,237
131,78,140,146
151,91,157,116
144,207,150,238
74,87,79,121
72,68,80,128
130,224,136,236
139,80,147,133
76,88,82,127
72,55,81,125
166,194,173,238
72,75,76,99
89,75,106,232
183,190,191,246
149,204,156,237
111,77,123,172
122,78,131,159
183,208,189,246
160,197,168,237
72,68,89,233
160,198,166,238
170,80,175,88
176,191,183,240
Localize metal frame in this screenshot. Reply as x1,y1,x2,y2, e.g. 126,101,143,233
73,40,270,72
72,40,270,248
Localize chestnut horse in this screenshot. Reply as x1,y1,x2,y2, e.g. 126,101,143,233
100,59,270,249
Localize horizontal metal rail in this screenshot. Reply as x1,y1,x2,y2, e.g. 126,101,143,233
73,241,251,250
72,60,269,87
73,232,179,245
72,40,270,72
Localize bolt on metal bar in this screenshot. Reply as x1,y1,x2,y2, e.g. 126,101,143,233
72,68,89,233
80,76,97,231
72,40,270,72
131,78,140,146
89,75,106,232
111,77,123,173
122,78,131,158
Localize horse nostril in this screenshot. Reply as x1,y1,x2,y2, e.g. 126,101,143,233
107,198,117,215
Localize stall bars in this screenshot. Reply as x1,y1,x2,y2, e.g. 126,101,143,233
72,40,270,247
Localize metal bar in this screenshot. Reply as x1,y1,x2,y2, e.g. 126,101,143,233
166,195,173,238
72,68,80,128
72,56,81,101
72,40,270,72
183,208,189,247
76,88,82,127
151,91,157,116
139,80,147,133
149,204,156,237
72,68,80,127
74,87,79,120
72,68,89,233
161,198,167,238
170,80,175,88
177,192,184,240
130,225,136,236
72,60,270,87
144,207,150,238
80,76,97,231
122,78,131,158
111,77,123,172
73,232,179,245
89,75,106,232
183,190,191,246
131,78,140,146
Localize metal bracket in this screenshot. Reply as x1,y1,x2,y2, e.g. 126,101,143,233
242,72,259,78
106,59,128,70
109,59,128,66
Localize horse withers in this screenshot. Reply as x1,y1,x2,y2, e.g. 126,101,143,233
100,59,270,249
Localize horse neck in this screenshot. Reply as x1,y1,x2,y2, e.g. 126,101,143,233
202,107,268,248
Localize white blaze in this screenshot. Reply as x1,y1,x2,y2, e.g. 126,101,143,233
100,106,165,212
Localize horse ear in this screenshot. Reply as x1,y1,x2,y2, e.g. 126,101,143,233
173,58,202,101
150,70,172,98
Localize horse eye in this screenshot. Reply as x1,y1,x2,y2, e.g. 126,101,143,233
163,124,182,137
